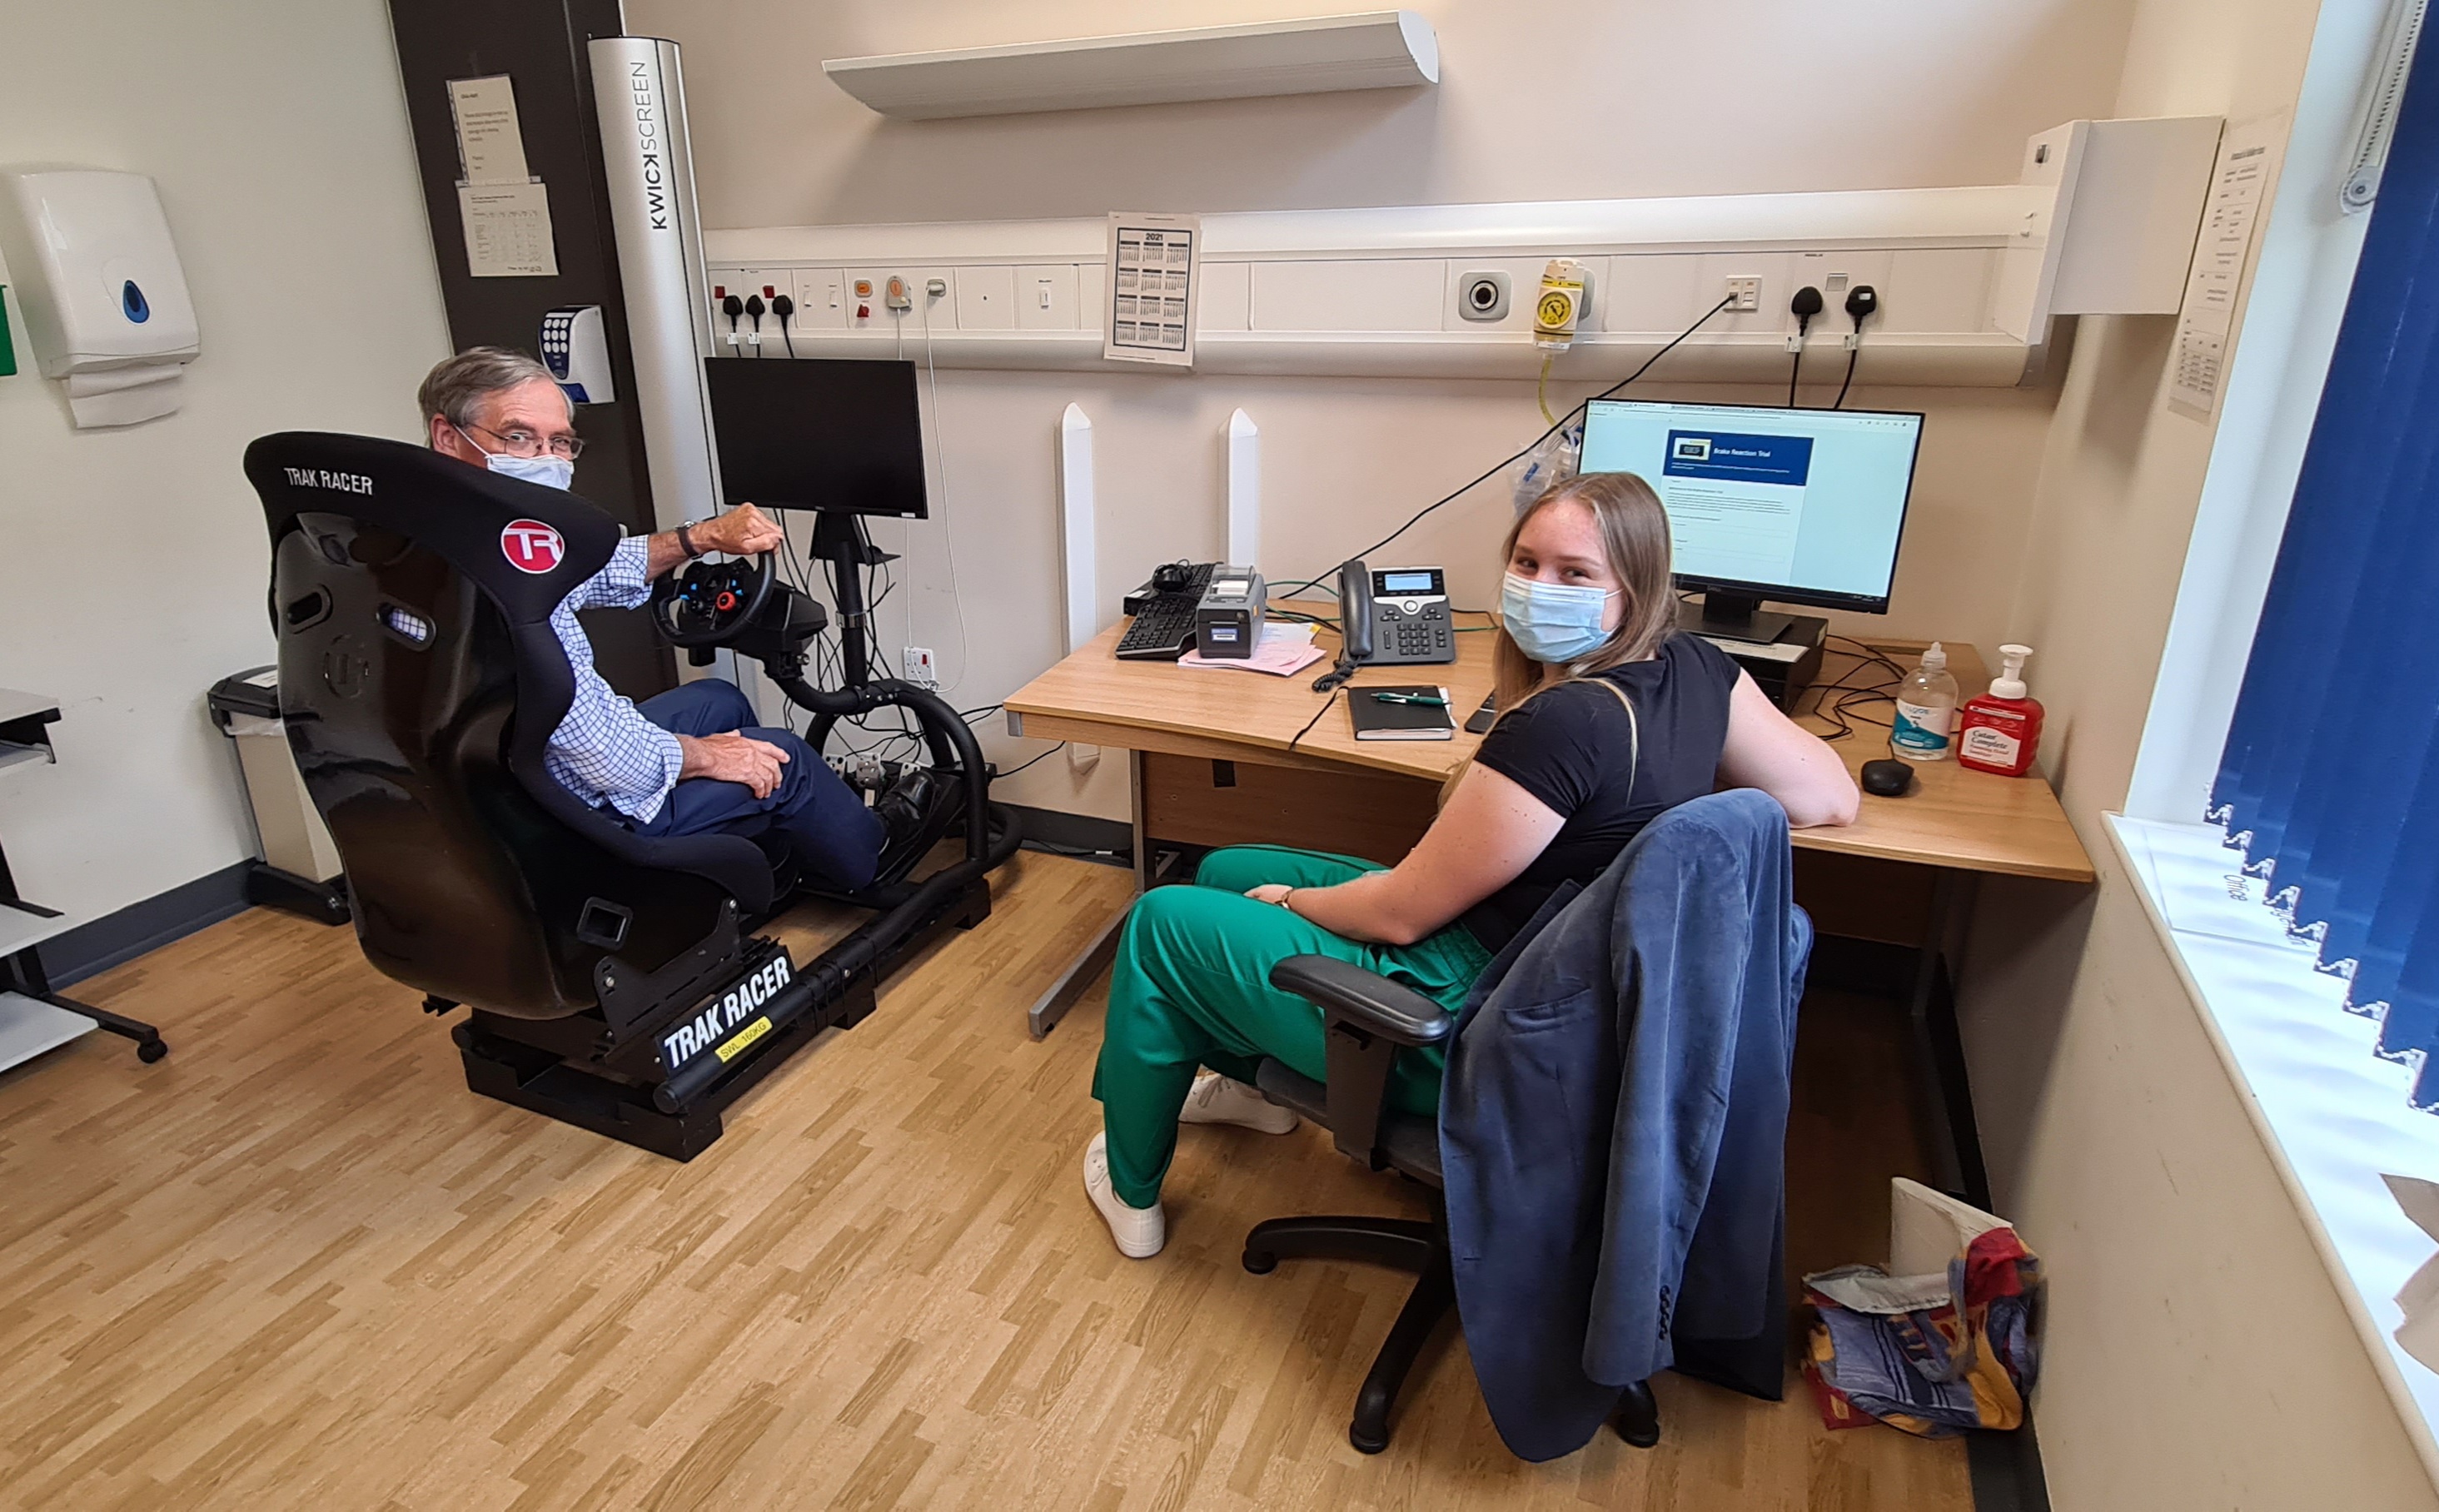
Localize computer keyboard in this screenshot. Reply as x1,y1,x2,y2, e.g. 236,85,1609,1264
1115,563,1215,660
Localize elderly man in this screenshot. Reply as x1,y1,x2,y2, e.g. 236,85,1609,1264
419,346,902,893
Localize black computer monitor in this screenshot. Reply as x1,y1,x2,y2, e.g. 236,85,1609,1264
1578,398,1924,639
702,357,928,518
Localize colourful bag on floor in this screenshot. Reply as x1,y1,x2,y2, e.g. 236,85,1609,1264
1802,1178,2042,1437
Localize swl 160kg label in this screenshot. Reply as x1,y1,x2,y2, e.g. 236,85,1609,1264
661,954,794,1072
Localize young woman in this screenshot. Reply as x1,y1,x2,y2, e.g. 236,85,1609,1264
1083,471,1859,1257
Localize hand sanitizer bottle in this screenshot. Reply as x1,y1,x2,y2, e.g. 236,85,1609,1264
1956,644,2045,777
1890,642,1959,762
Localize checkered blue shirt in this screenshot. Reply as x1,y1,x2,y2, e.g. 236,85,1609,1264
545,535,684,823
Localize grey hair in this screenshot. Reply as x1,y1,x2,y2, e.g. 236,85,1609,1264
416,346,565,430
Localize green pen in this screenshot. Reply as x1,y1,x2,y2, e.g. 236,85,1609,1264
1371,691,1448,707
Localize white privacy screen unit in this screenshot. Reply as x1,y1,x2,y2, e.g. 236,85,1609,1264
1581,399,1924,612
590,35,721,530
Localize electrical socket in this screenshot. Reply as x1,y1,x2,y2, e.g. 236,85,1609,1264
1722,276,1762,313
903,646,938,689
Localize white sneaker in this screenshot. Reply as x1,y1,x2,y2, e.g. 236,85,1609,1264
1083,1132,1166,1259
1178,1073,1301,1135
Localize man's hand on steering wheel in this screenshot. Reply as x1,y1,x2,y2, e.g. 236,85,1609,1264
693,504,784,558
676,730,791,798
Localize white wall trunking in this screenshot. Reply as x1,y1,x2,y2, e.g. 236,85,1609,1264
706,117,2222,388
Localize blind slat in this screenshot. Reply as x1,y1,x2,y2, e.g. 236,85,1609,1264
2211,21,2439,1108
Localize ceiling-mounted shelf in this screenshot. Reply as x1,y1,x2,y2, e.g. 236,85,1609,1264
822,10,1440,121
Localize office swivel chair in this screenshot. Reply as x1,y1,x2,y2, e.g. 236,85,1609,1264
243,432,1018,1158
1245,955,1660,1455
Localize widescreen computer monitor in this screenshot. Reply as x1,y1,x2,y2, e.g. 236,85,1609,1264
703,357,928,518
1577,399,1924,639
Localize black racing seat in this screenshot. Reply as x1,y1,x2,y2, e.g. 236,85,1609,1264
244,430,768,1021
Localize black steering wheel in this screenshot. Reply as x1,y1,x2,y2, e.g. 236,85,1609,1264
650,552,776,648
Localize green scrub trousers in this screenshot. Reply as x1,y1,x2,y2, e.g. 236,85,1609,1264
1092,845,1495,1210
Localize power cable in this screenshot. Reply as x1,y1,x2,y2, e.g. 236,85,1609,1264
918,291,971,694
1272,294,1737,596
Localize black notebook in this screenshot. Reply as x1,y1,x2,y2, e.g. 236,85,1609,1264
1346,685,1456,741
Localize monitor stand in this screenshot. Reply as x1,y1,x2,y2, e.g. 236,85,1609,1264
812,510,895,690
1679,590,1809,646
1677,592,1828,712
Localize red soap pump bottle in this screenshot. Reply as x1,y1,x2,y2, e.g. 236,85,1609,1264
1956,644,2044,777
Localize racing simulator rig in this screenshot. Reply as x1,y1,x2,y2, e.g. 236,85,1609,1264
242,365,1018,1159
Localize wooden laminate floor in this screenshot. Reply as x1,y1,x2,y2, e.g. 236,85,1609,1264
0,850,1972,1510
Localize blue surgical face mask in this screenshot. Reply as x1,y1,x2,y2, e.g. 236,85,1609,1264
457,423,575,490
1501,570,1619,664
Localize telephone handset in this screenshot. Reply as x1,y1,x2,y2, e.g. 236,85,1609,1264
1339,559,1376,663
1311,559,1372,692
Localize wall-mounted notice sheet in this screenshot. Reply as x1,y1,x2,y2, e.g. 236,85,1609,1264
458,182,560,278
2169,116,2281,420
448,74,560,278
1104,212,1200,369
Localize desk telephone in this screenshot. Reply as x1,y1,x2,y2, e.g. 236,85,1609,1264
1339,560,1456,666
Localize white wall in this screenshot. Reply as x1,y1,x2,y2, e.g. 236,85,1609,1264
633,0,2137,820
670,0,2138,223
0,0,450,925
1957,0,2439,1506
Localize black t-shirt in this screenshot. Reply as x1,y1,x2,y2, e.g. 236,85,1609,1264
1460,633,1742,950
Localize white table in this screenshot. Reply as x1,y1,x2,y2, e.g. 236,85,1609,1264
0,690,167,1073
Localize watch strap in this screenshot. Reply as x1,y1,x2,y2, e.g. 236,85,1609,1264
677,520,701,559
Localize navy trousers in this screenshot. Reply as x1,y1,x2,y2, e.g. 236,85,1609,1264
631,679,885,893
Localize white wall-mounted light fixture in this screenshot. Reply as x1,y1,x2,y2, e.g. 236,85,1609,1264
824,11,1438,121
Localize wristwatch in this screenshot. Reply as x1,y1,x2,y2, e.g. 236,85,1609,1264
677,520,703,559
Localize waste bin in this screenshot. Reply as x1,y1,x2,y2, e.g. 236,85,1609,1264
207,667,349,925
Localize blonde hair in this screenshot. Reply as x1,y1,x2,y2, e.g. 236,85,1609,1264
1491,471,1676,713
1439,471,1675,808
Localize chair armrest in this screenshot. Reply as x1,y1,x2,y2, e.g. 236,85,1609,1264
1268,957,1455,1047
1269,955,1455,1168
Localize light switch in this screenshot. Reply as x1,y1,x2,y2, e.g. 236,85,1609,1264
1017,265,1080,331
791,269,849,330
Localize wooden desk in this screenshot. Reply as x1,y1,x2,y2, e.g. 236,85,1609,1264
1011,618,2093,880
1006,622,2095,1206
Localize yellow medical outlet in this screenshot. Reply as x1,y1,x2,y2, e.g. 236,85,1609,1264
1532,257,1585,351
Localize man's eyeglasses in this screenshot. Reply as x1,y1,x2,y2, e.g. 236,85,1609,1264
464,420,586,460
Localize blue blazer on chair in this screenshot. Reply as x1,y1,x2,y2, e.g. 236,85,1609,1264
1437,788,1812,1462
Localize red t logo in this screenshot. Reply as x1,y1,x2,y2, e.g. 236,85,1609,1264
500,520,564,574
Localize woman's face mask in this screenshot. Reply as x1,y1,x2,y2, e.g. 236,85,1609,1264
1501,571,1620,664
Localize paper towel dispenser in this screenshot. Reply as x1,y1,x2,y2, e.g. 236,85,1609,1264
0,169,200,426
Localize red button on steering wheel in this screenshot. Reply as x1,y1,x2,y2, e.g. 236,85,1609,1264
649,551,775,649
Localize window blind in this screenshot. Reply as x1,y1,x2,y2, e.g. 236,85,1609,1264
2211,22,2439,1108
